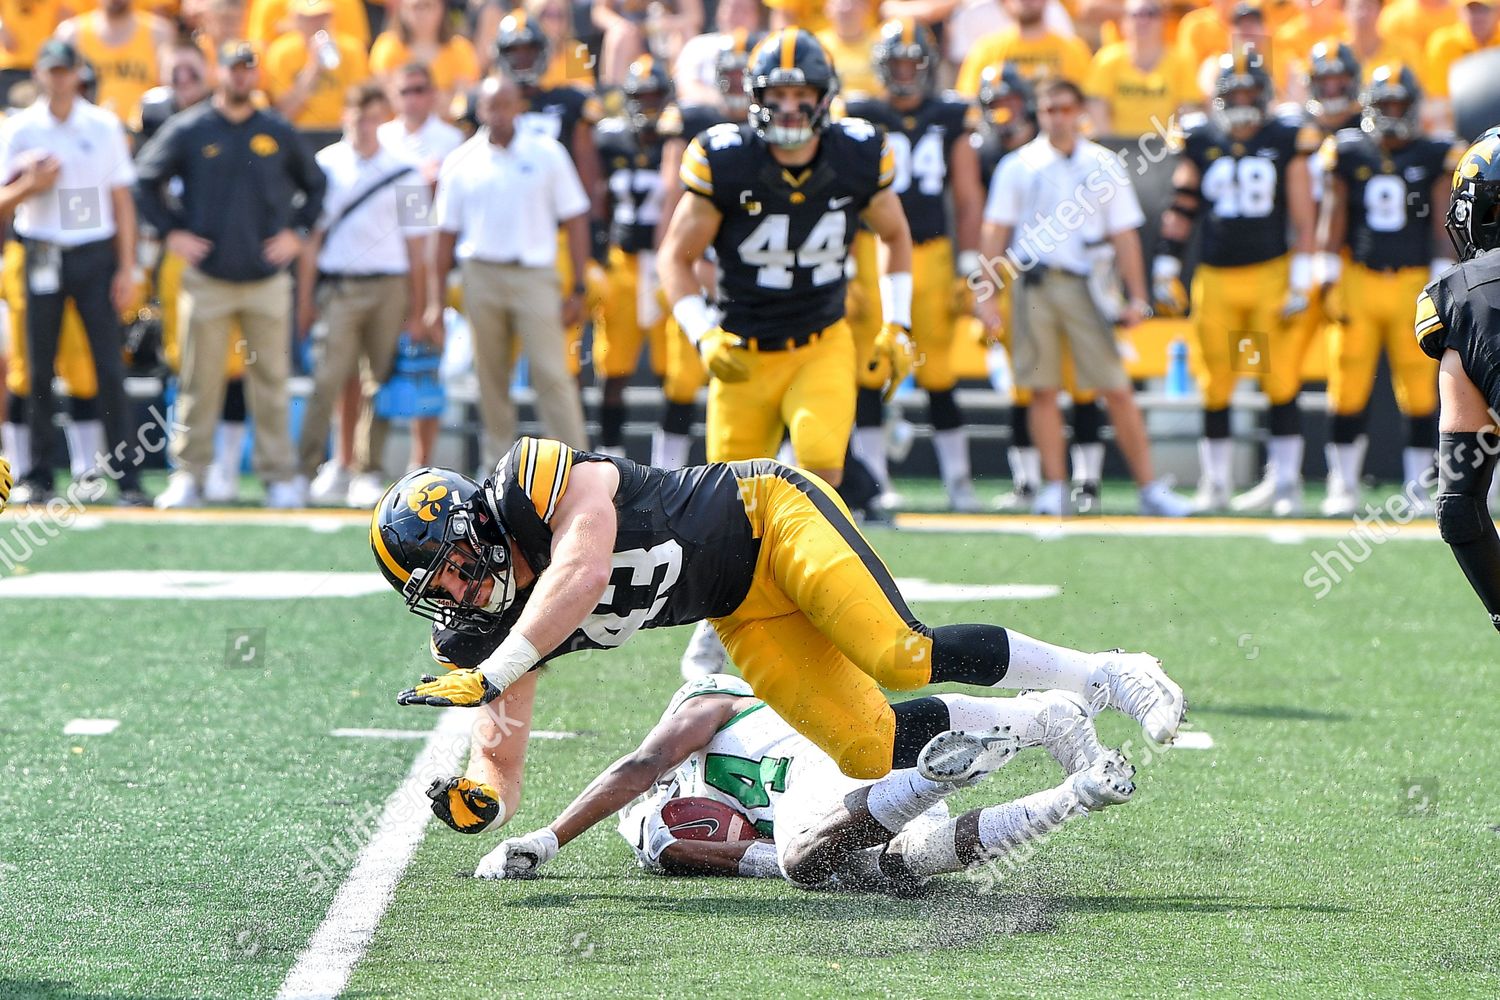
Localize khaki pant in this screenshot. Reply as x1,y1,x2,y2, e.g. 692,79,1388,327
298,274,407,478
174,268,294,482
1011,269,1127,392
460,258,586,468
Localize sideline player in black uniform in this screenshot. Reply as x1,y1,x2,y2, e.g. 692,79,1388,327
647,30,760,472
1153,48,1319,515
1414,126,1500,632
370,441,1186,833
843,19,985,513
493,10,605,378
592,56,672,459
1318,65,1461,516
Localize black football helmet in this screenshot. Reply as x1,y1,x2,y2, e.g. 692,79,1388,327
746,28,838,148
1304,42,1360,122
493,9,551,86
1212,46,1273,133
1446,127,1500,261
622,54,672,131
872,18,937,100
715,28,762,115
1360,63,1422,142
371,468,517,634
977,62,1034,138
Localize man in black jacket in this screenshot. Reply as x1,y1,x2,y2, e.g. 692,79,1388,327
134,42,325,509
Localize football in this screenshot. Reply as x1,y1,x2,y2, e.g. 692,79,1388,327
659,797,758,843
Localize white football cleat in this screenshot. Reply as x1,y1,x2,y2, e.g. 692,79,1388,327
1270,480,1304,518
203,461,240,503
266,476,308,509
1086,650,1186,745
1011,690,1107,775
308,462,351,506
946,479,983,514
1065,749,1136,810
1230,474,1278,513
1193,478,1230,514
679,620,729,681
1032,482,1066,516
917,725,1022,784
154,471,201,510
1320,475,1359,517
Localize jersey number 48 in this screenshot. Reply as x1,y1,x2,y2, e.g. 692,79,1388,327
737,211,847,290
1201,156,1276,219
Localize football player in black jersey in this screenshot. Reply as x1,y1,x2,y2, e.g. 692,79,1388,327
648,29,761,472
493,10,606,379
965,64,1107,512
1414,126,1500,632
372,438,1186,833
842,20,986,513
592,56,672,460
1318,65,1462,516
1153,48,1320,514
659,29,912,488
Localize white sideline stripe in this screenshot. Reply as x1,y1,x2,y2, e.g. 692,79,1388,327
895,512,1442,542
1174,730,1215,750
63,718,119,735
277,709,471,1000
332,727,578,741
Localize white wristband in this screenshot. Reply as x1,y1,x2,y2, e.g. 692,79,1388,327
478,633,541,693
1289,252,1314,293
672,293,717,346
1151,255,1181,281
956,250,981,277
1312,251,1341,286
880,271,913,329
738,841,782,879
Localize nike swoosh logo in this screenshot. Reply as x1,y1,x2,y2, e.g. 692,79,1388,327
829,196,853,209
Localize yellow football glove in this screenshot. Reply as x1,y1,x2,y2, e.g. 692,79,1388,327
1150,256,1188,318
396,668,502,708
427,776,501,834
0,455,10,514
699,327,750,383
871,323,914,401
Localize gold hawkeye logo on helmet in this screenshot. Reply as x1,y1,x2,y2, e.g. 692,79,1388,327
407,474,449,522
1456,135,1500,188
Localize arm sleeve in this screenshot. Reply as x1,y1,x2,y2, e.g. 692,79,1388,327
549,140,590,221
287,127,327,230
132,121,186,234
983,155,1021,226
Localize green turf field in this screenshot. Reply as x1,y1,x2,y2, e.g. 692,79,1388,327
0,505,1495,999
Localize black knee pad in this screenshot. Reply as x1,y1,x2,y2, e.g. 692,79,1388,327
69,396,99,421
1071,400,1103,445
928,390,962,431
1204,408,1231,439
856,387,884,428
890,696,952,770
662,400,694,436
6,394,27,424
1329,412,1365,444
1437,493,1488,546
1268,401,1301,438
1009,404,1031,448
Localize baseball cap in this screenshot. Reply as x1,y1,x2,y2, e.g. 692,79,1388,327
35,39,81,72
1231,1,1265,20
219,40,259,68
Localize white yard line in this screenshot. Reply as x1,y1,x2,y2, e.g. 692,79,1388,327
894,512,1442,542
277,708,471,1000
1174,731,1215,750
62,718,119,735
330,727,578,741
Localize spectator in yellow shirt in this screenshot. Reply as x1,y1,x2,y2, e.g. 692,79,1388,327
1086,0,1200,137
1345,0,1422,84
1425,0,1498,100
1175,0,1237,76
957,0,1094,93
1273,0,1348,101
369,0,480,106
818,0,883,96
262,0,369,129
56,0,177,129
1378,0,1458,46
247,0,367,49
0,0,66,98
765,0,830,34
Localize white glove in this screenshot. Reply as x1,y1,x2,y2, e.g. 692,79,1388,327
1281,252,1313,320
616,789,679,873
474,827,559,880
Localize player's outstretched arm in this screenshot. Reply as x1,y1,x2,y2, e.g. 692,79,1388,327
425,670,539,835
474,695,743,879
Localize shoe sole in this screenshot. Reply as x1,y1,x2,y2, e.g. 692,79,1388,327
917,727,1021,783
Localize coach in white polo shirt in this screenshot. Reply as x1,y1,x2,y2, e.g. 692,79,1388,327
978,78,1189,518
0,39,147,506
296,81,428,508
431,73,590,469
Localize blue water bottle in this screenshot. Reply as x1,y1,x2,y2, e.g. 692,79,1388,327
1165,338,1192,398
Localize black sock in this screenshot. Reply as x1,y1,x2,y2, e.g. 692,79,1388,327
889,696,952,770
1330,411,1365,444
1010,404,1032,449
223,380,247,423
599,402,626,448
926,623,1011,685
929,389,962,432
837,446,880,511
69,396,99,421
1268,401,1301,437
7,394,27,424
1408,414,1438,452
1436,430,1500,632
1071,401,1102,445
856,387,883,428
1204,407,1231,439
662,400,693,436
